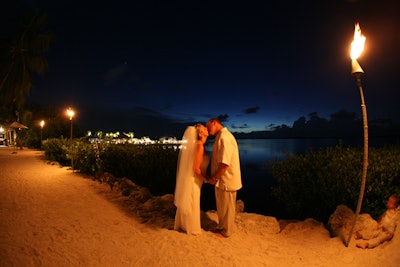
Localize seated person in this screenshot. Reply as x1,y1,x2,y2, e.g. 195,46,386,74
356,194,399,249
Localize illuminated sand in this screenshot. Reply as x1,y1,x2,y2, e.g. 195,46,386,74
1,148,399,267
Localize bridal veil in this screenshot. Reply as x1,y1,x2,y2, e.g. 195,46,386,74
174,126,197,215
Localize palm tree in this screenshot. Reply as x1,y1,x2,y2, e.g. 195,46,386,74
0,9,52,121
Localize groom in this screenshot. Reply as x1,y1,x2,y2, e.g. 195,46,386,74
206,118,242,237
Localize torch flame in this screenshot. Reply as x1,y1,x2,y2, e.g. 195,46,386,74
350,23,366,60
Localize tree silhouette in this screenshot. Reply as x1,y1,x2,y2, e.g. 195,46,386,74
234,109,399,139
0,9,52,121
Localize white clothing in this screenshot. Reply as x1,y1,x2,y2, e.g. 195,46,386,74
211,127,242,191
210,126,242,236
174,126,209,235
381,208,399,234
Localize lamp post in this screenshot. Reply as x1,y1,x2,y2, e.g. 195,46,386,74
345,23,368,247
40,120,45,149
0,127,3,146
66,107,75,170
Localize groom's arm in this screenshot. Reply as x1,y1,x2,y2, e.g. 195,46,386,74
211,163,228,181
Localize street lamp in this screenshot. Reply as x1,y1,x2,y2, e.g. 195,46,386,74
345,23,368,247
40,120,45,149
66,107,75,170
0,127,4,146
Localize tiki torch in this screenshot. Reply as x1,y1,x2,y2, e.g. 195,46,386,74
345,23,368,247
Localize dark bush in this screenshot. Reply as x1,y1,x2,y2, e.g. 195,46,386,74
101,144,179,195
72,138,103,175
42,139,179,196
42,138,70,166
43,138,400,223
270,146,400,223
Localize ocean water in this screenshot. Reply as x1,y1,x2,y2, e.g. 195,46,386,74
201,137,400,218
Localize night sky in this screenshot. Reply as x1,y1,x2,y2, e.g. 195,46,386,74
3,0,400,137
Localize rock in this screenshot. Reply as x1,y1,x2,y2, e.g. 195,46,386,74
100,172,116,190
236,199,244,213
280,218,330,240
327,205,354,238
278,219,300,232
327,205,378,241
354,214,379,239
137,194,176,229
143,194,175,214
132,187,153,203
236,213,281,235
117,177,139,196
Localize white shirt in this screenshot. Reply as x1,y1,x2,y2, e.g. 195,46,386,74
211,127,242,191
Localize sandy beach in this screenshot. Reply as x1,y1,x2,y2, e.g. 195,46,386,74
0,147,399,267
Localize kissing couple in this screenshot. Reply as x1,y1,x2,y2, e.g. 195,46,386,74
174,118,242,237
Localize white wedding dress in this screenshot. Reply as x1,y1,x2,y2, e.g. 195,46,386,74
174,126,210,235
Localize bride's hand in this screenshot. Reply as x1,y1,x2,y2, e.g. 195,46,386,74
207,178,217,185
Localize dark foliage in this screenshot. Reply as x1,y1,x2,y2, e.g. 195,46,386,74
101,144,179,195
42,138,179,196
270,146,400,223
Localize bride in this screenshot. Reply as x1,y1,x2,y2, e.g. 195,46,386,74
174,124,210,235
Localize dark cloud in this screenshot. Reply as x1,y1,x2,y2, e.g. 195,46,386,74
231,123,250,130
217,114,230,123
244,107,260,114
78,106,190,138
104,63,129,85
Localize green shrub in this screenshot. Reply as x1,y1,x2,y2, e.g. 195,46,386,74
43,137,400,223
42,138,179,196
101,144,179,195
270,146,400,223
42,138,70,166
72,138,106,176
